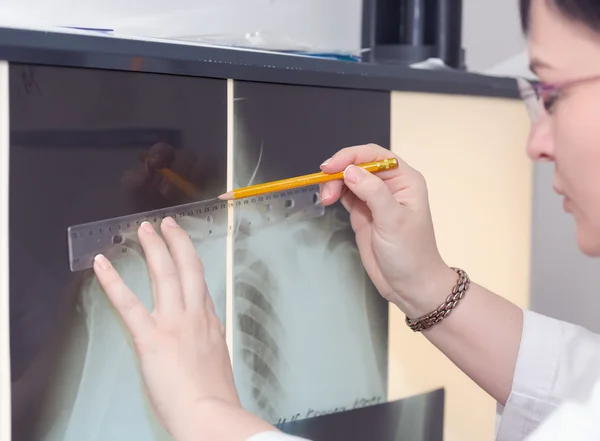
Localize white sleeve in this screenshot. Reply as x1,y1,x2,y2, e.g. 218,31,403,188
496,309,600,441
247,431,312,441
524,376,600,441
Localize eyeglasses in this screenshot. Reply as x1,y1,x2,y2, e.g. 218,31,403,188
517,74,600,123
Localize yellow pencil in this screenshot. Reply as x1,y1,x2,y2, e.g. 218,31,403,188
218,158,398,200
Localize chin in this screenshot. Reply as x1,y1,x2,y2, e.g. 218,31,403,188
576,226,600,257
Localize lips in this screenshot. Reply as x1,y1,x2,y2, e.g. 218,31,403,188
553,184,564,196
554,186,571,212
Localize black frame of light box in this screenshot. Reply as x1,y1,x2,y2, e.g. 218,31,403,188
0,26,516,99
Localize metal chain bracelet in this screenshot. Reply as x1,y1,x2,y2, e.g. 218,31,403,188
405,267,470,332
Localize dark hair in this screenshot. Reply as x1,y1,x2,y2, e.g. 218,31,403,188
520,0,600,33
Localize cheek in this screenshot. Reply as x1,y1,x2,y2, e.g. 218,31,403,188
553,97,600,180
554,95,600,254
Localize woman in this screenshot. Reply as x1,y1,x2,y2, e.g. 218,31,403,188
91,0,600,440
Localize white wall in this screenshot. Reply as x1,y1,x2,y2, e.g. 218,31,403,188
0,0,531,73
0,0,526,64
529,164,600,333
0,0,363,53
462,0,527,74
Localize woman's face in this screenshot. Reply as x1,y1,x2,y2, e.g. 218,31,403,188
527,0,600,256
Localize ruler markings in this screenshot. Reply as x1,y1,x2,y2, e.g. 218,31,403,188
67,185,323,272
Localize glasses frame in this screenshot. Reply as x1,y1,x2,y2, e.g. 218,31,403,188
517,74,600,123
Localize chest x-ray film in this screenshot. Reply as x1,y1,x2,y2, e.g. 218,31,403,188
231,81,390,425
8,64,227,441
6,62,446,441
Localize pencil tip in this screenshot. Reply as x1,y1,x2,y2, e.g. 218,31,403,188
218,191,233,201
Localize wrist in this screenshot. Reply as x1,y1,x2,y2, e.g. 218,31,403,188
394,264,460,319
174,398,277,441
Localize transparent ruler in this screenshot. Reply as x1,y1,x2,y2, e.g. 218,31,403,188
68,185,324,272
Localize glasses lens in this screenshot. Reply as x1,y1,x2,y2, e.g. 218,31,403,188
516,77,540,122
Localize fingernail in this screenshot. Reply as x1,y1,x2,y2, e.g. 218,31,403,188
344,165,365,184
94,254,111,270
141,221,155,234
319,186,331,204
320,158,332,168
163,216,179,228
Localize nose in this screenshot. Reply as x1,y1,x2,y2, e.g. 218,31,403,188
526,112,555,162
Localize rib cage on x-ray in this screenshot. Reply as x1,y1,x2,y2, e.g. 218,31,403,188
232,139,388,424
234,233,284,421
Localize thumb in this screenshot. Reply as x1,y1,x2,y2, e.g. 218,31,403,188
343,165,398,220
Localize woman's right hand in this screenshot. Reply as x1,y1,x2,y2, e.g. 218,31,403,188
319,144,458,317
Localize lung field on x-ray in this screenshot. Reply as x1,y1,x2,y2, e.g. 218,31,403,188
232,80,391,424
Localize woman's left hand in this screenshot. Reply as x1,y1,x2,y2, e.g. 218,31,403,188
92,217,241,439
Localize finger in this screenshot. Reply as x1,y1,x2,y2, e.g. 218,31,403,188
320,144,399,173
343,165,399,223
93,254,155,338
340,188,376,231
344,194,374,231
320,145,408,200
319,181,343,206
160,217,207,311
339,186,359,213
322,144,390,171
138,221,185,315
